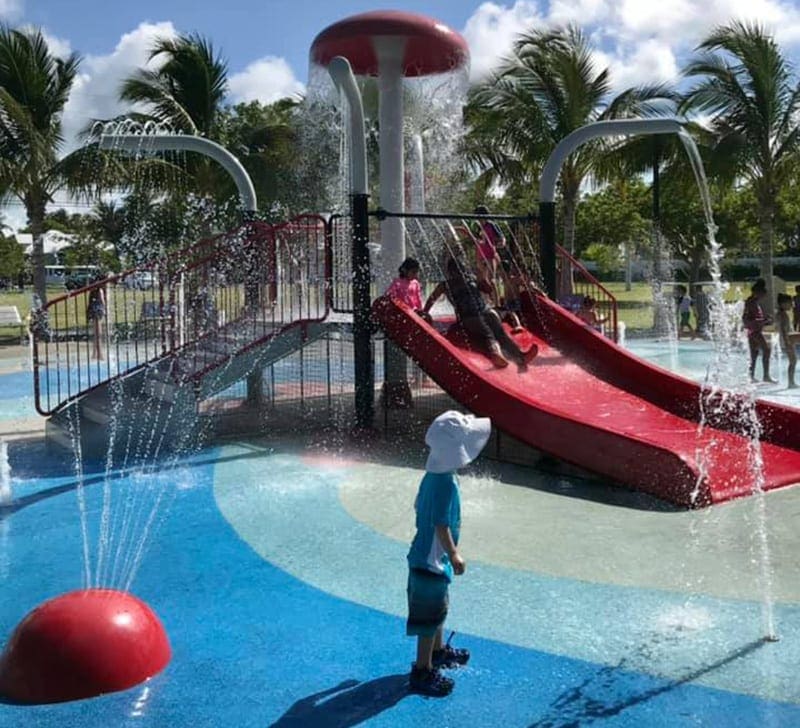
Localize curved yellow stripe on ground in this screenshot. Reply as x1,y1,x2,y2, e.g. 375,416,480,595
338,462,800,604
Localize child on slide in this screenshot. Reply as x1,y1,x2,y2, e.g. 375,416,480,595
422,258,537,369
386,257,432,323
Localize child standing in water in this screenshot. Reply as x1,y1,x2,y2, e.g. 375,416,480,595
742,278,776,383
86,274,107,360
675,285,695,339
406,410,491,697
776,293,800,388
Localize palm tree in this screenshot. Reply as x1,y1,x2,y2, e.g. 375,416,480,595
89,199,126,264
465,26,674,254
0,26,81,302
114,34,233,234
216,98,299,216
682,21,800,308
119,34,228,137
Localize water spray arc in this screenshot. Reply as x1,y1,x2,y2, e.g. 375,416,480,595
0,128,268,705
312,10,469,407
97,132,258,215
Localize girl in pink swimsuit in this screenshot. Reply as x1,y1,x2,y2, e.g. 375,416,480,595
386,257,431,322
474,205,503,305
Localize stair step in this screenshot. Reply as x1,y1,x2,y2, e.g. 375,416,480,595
142,377,186,403
82,401,112,425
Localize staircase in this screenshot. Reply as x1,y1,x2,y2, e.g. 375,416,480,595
34,215,335,459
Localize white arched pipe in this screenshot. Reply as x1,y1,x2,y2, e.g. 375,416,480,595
99,133,258,213
539,118,684,203
327,56,368,196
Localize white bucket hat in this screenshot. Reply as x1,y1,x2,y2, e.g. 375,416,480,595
425,410,492,473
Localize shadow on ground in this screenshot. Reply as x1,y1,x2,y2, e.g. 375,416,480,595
269,675,409,727
528,638,767,727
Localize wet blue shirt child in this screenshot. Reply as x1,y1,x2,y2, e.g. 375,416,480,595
405,410,491,698
407,472,461,581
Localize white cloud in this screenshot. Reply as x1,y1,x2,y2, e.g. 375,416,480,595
40,29,72,60
0,0,21,22
61,22,177,151
549,0,610,27
616,0,698,39
462,0,800,91
607,39,679,90
228,56,305,104
462,1,543,80
60,27,304,151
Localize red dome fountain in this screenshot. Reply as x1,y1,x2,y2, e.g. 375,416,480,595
311,10,469,77
0,589,170,704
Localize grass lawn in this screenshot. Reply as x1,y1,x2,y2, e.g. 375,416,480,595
0,285,162,341
602,280,800,331
2,278,793,341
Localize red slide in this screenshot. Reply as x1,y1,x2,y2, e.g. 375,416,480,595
372,292,800,507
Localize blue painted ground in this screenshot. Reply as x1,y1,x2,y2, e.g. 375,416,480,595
1,437,800,727
0,370,36,421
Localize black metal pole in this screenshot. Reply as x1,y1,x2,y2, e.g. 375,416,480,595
652,140,661,228
243,208,264,407
352,192,374,429
652,139,662,283
539,201,557,299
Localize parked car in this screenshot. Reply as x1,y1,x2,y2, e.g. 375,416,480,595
65,271,97,290
124,271,157,290
46,265,99,290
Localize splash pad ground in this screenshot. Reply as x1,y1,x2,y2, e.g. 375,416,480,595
1,341,800,726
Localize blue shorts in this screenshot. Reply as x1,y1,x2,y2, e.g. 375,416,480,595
406,568,449,637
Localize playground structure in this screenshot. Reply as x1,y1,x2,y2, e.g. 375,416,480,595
9,9,800,712
28,10,800,509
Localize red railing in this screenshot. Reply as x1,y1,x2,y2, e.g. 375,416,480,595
32,215,330,416
555,245,618,341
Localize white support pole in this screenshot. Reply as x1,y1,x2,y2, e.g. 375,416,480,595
408,132,426,212
327,57,368,196
376,37,407,292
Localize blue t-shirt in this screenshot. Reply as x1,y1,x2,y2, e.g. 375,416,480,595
407,472,461,581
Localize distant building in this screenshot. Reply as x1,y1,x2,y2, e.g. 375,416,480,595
14,231,76,259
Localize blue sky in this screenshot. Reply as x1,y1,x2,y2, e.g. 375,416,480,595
4,0,800,227
12,0,800,148
24,1,478,76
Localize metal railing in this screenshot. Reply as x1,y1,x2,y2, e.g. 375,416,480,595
357,207,617,341
32,215,330,416
31,207,619,416
354,210,543,316
555,245,619,341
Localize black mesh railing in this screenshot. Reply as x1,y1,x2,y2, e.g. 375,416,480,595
32,215,331,415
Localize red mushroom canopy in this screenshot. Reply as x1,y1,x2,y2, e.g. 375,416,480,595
310,10,469,78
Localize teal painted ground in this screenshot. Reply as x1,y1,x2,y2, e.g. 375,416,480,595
0,437,798,727
2,347,800,727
